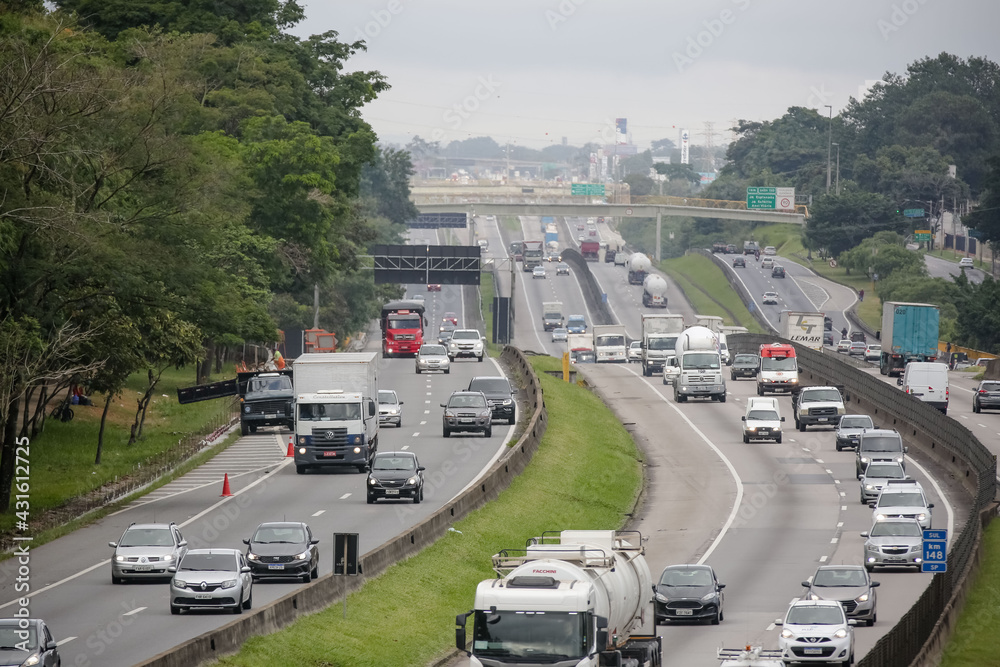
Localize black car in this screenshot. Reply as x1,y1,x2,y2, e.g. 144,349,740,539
726,244,738,254
730,354,759,380
0,619,59,667
823,330,835,346
654,564,725,625
468,376,516,424
732,256,745,268
367,451,425,504
243,521,320,583
850,331,867,343
973,380,1000,413
824,316,833,331
771,265,786,278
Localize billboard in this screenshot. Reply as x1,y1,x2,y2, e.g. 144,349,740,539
615,118,627,144
680,128,690,164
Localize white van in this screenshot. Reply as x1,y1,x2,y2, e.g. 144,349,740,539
742,397,784,443
898,361,949,414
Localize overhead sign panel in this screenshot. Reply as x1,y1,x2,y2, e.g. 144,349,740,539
571,183,606,196
747,187,795,210
903,208,926,218
373,245,481,285
406,212,467,228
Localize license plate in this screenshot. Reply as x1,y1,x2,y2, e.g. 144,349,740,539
322,451,338,457
385,489,400,495
676,609,693,616
460,418,475,423
803,648,822,655
885,558,905,562
133,565,152,572
818,417,829,422
195,594,212,600
265,413,278,419
694,388,709,393
268,564,285,570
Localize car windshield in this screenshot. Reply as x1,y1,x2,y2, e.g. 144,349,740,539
871,522,922,537
878,492,925,507
298,402,361,421
249,376,292,392
449,395,487,408
648,337,677,350
868,346,881,351
748,410,779,421
812,569,869,587
786,606,844,625
866,464,904,479
863,436,902,452
0,625,36,650
630,342,641,349
120,527,174,547
472,610,587,661
453,331,480,340
378,391,397,404
553,328,567,335
682,353,721,370
981,382,1000,391
420,345,447,355
180,553,237,572
841,416,873,429
470,379,511,393
659,568,713,587
761,356,796,371
596,335,625,346
373,456,416,471
735,355,758,365
253,526,305,544
801,389,842,402
388,315,421,329
568,318,585,326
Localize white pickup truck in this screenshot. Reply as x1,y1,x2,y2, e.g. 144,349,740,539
792,385,846,432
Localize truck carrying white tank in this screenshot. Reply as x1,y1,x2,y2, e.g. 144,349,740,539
672,326,727,402
455,530,661,667
627,253,652,285
641,274,669,308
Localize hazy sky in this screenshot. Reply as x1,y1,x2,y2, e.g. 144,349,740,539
290,0,1000,150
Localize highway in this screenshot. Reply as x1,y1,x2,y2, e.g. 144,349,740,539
0,228,519,667
924,253,985,284
494,216,968,665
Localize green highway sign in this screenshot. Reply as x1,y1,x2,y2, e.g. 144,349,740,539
747,186,795,211
903,208,925,218
914,229,932,242
571,183,606,196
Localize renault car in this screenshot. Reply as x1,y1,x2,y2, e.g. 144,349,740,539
169,549,252,615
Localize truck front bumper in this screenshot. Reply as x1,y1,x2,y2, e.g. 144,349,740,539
676,383,726,397
295,446,371,469
759,379,798,393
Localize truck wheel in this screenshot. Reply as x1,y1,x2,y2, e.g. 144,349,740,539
508,414,516,425
757,385,764,396
356,465,367,474
798,422,806,432
718,393,726,403
415,367,421,374
775,435,782,443
484,426,492,437
445,367,450,374
366,494,374,504
743,433,749,444
295,465,306,474
240,422,249,436
478,354,484,362
250,425,257,433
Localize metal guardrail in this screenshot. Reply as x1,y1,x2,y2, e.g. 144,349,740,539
730,333,996,667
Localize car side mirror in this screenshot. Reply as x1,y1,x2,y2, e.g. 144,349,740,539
780,417,786,422
399,401,404,405
801,581,811,587
741,416,746,421
242,538,250,545
179,540,187,547
109,542,117,548
903,446,908,453
868,503,876,509
168,565,177,573
241,566,251,574
310,539,320,545
774,619,783,626
928,503,935,509
417,466,426,471
45,640,57,651
871,581,881,587
440,403,446,408
860,532,869,537
717,583,726,589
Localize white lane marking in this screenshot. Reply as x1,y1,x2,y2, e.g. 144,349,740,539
816,459,824,464
820,555,828,562
401,445,409,450
837,522,844,528
842,506,847,510
766,623,776,631
312,510,326,516
424,410,430,414
426,392,433,396
412,432,420,437
825,469,833,474
905,455,956,545
0,458,292,611
839,491,846,497
959,414,968,420
802,447,810,452
425,400,430,404
339,493,351,500
123,607,146,616
56,637,77,646
621,366,743,565
979,423,987,428
834,479,841,484
420,420,427,425
831,537,839,543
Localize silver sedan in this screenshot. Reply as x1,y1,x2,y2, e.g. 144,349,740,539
416,344,451,374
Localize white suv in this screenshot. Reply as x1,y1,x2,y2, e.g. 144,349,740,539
742,397,784,443
448,329,485,362
777,599,855,664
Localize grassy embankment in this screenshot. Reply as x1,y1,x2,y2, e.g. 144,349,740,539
2,366,238,543
661,254,766,334
212,355,642,667
940,519,1000,666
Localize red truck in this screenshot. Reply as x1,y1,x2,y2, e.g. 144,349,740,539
381,300,426,358
580,240,600,261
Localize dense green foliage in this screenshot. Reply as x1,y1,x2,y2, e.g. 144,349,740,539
0,5,411,510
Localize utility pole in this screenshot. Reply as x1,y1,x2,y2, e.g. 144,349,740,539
832,143,840,195
824,105,833,195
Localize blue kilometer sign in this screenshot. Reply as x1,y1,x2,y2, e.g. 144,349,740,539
922,529,947,573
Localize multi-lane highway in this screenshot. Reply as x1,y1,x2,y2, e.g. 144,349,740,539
0,229,518,667
491,215,968,664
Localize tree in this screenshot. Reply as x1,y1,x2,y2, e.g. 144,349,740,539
805,190,906,256
965,155,1000,260
839,233,925,279
624,174,655,197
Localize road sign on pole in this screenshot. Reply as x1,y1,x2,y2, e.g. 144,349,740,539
571,183,606,196
747,187,795,210
903,208,926,218
913,230,932,242
922,529,947,573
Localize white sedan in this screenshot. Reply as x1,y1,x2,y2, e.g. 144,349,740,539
864,344,881,362
627,341,642,363
836,339,852,353
532,266,546,279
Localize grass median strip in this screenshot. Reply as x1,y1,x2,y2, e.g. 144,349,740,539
211,356,642,667
940,518,1000,667
661,254,765,334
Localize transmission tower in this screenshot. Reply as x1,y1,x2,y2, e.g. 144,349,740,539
701,121,717,171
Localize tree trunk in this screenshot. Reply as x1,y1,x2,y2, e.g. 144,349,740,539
95,394,112,464
214,344,223,373
20,385,35,437
29,385,47,439
0,393,22,513
130,369,161,444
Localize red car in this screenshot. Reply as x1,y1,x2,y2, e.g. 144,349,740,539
427,284,442,292
442,312,458,326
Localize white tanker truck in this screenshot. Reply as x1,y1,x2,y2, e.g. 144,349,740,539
456,530,661,666
641,274,669,308
627,253,652,285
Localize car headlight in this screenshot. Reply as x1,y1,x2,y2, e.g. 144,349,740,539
369,477,377,486
790,378,798,383
445,411,455,419
353,446,361,453
701,592,718,602
24,655,40,666
747,427,756,431
865,484,875,490
350,434,363,445
799,408,807,415
838,407,846,415
917,513,927,522
248,553,259,560
407,476,419,485
163,554,174,562
834,629,848,639
296,550,310,560
115,555,125,562
244,405,251,413
875,513,887,521
388,408,398,415
299,447,306,454
502,399,513,406
910,545,922,552
221,579,238,589
861,456,869,463
780,629,793,639
449,342,458,349
173,579,187,589
856,593,869,603
896,456,904,463
654,593,669,603
808,593,820,601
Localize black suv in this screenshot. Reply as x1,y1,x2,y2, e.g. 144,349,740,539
771,265,786,278
468,376,516,424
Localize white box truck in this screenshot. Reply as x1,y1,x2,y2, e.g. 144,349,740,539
780,311,825,350
672,326,727,402
640,314,684,377
292,352,379,474
592,324,628,363
695,315,724,333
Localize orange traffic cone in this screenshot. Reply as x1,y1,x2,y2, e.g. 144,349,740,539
220,473,233,497
286,437,294,457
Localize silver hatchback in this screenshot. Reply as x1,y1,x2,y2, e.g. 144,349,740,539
416,344,451,374
169,549,253,615
110,522,188,583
